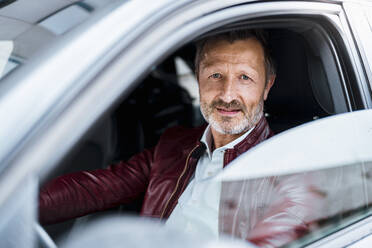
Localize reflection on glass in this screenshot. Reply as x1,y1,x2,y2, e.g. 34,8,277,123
217,162,372,247
164,162,372,247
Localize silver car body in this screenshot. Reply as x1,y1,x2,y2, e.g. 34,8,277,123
0,0,371,247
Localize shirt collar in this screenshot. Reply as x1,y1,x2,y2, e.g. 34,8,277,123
200,125,254,159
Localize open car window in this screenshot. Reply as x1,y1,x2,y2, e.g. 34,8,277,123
211,110,372,247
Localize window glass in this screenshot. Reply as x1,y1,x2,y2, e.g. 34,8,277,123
217,162,372,247
164,160,372,247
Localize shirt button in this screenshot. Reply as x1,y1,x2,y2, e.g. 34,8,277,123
207,171,213,176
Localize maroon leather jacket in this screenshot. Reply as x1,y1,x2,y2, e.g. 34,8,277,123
39,116,273,225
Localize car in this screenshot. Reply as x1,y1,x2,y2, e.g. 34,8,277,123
0,0,371,247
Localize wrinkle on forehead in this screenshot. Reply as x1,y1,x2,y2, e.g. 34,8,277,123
201,55,260,68
199,39,265,75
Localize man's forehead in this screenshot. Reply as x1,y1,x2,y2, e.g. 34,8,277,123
200,38,265,68
201,53,256,66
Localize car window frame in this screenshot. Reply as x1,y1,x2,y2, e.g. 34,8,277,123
301,214,372,248
1,1,363,181
10,0,362,213
32,1,358,175
343,1,372,99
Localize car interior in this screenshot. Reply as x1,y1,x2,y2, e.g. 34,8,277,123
40,18,352,244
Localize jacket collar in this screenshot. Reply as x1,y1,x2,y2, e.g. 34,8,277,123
200,124,254,159
194,115,273,157
232,115,273,155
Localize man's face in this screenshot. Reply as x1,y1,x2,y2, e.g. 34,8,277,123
198,38,274,135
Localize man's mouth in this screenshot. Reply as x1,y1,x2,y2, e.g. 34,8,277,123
216,107,241,116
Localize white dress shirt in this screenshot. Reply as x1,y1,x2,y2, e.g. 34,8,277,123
165,125,253,238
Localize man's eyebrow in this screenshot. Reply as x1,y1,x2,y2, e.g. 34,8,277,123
200,60,216,68
200,59,225,69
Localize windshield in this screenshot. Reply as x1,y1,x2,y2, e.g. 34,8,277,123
0,0,115,81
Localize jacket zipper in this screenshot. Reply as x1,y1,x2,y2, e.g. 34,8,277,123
160,144,200,219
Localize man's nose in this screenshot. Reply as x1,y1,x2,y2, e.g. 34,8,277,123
219,76,237,103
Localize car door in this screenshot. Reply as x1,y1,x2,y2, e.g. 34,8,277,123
0,0,371,247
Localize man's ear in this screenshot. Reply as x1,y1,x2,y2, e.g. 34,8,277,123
263,74,276,101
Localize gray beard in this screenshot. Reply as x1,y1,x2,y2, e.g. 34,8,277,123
200,100,263,135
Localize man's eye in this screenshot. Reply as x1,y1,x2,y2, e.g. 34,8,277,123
209,73,222,79
240,74,250,80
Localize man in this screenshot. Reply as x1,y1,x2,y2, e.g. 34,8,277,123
164,30,275,237
40,30,311,246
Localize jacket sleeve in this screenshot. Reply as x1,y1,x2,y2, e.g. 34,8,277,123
39,147,154,225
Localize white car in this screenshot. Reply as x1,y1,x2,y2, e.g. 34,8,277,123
0,0,372,247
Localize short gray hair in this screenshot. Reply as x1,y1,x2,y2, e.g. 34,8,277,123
194,29,276,83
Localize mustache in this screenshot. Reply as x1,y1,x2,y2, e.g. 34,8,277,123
211,99,243,110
